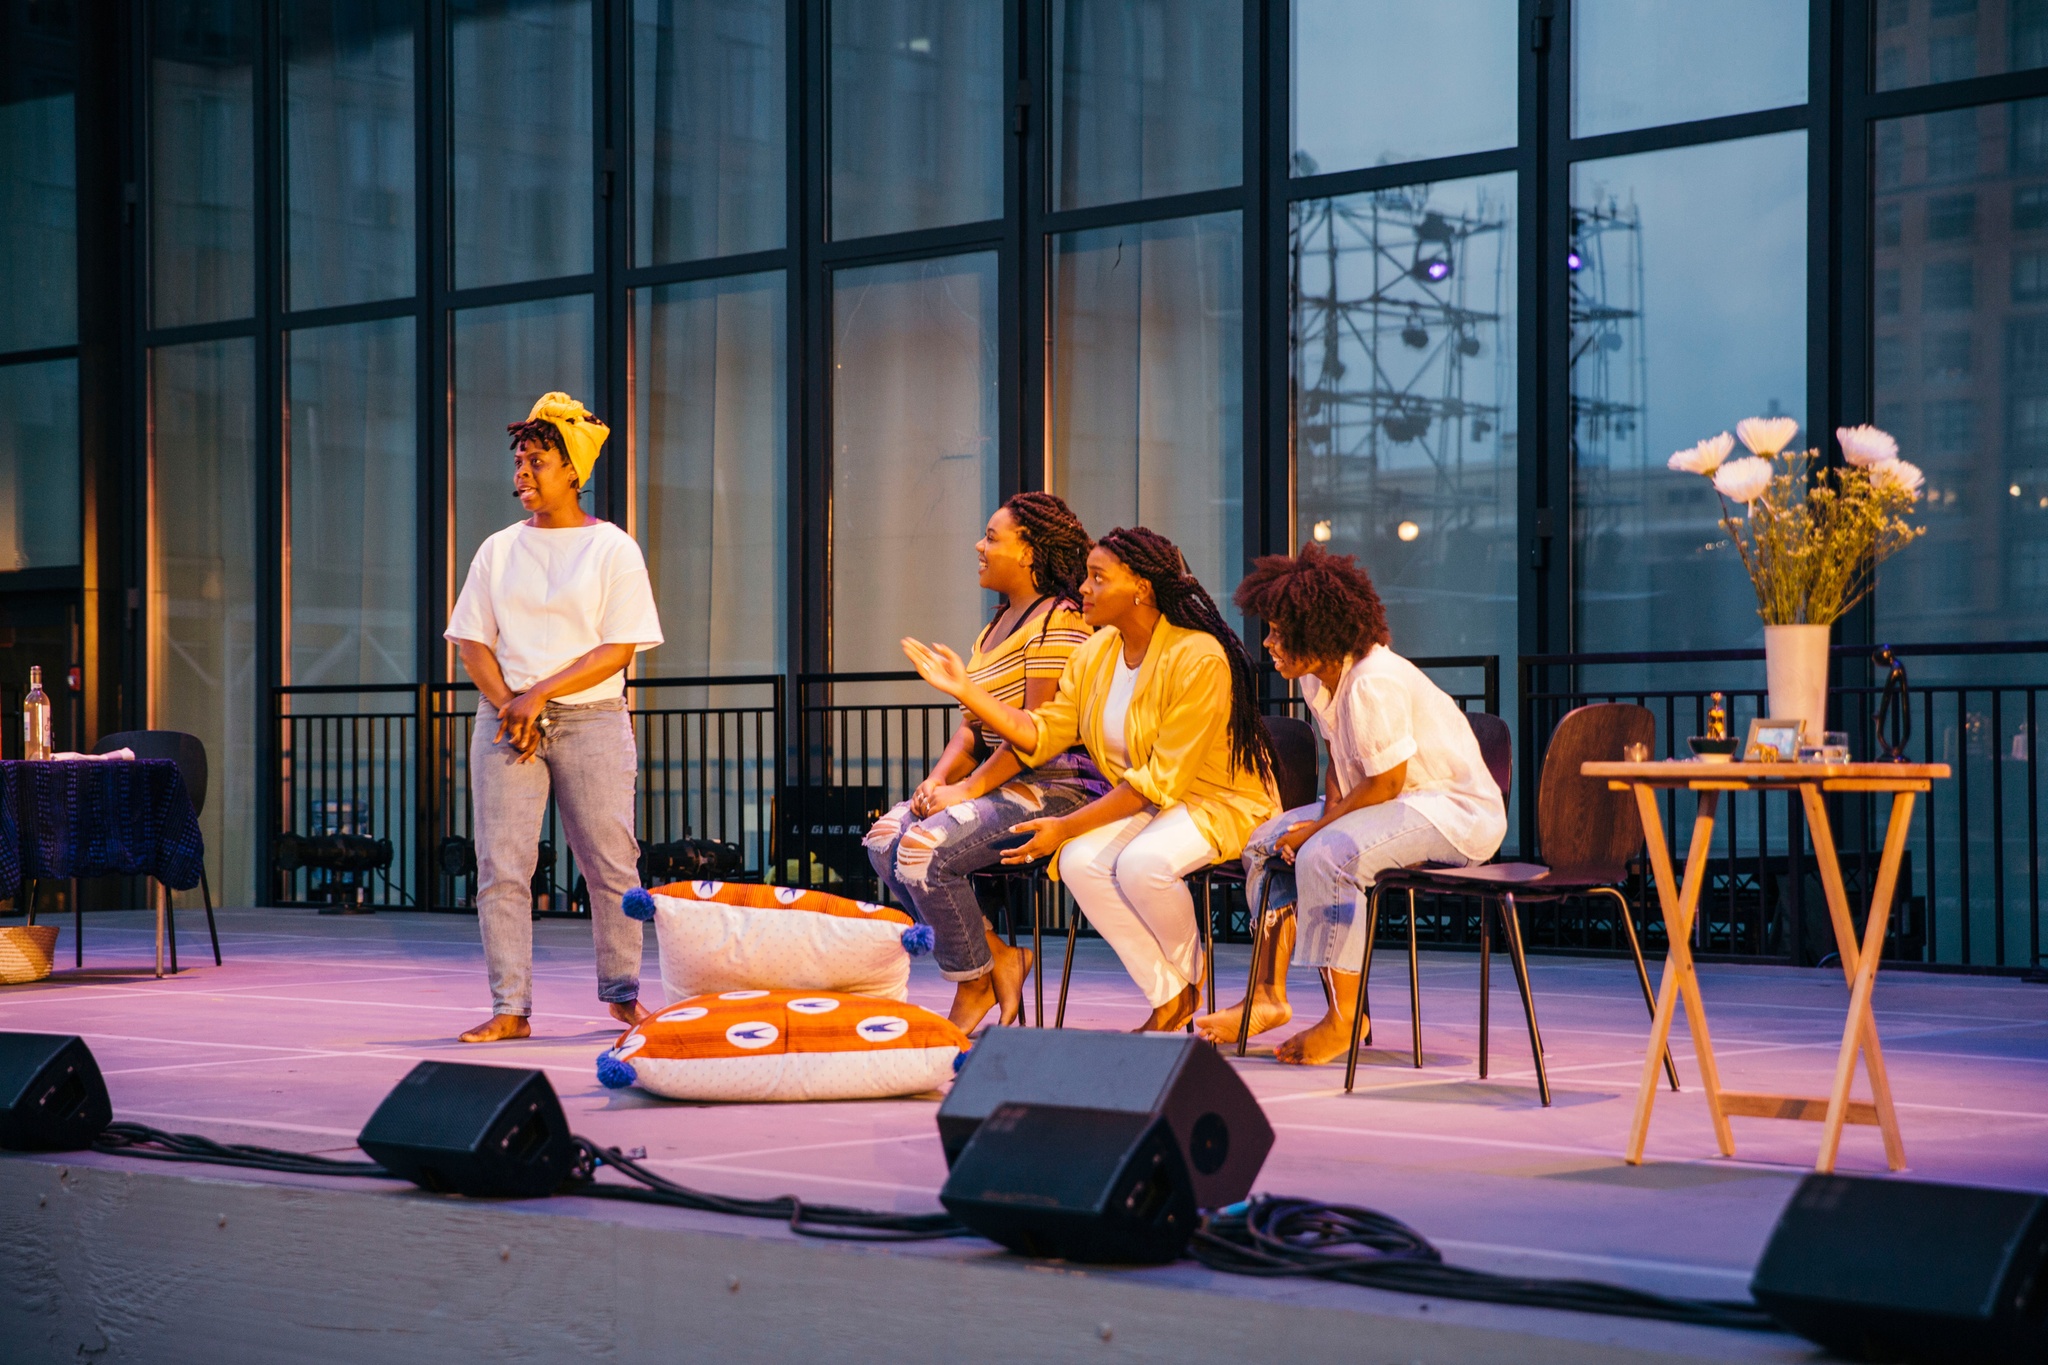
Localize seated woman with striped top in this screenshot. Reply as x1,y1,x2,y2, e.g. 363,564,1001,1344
863,493,1105,1032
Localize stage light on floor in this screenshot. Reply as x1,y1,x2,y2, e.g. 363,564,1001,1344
357,1061,576,1198
0,1032,111,1151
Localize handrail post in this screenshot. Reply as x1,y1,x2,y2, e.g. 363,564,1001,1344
415,682,432,913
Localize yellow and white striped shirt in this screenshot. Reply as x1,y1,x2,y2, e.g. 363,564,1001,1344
966,603,1093,753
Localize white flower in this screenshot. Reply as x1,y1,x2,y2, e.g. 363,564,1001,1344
1835,424,1899,468
1874,459,1924,499
1667,431,1735,475
1713,456,1776,504
1736,416,1801,458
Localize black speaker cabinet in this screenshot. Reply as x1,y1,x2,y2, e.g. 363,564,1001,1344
0,1033,111,1151
937,1029,1271,1211
939,1102,1198,1263
1752,1174,2048,1364
358,1061,574,1198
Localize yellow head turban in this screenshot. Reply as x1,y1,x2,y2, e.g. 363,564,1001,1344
525,391,608,487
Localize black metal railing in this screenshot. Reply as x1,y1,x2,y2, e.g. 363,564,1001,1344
270,684,426,910
1517,641,2048,973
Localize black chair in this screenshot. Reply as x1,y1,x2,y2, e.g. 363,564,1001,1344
1342,703,1677,1105
92,729,220,972
1235,709,1510,1057
1050,714,1320,1030
968,856,1054,1027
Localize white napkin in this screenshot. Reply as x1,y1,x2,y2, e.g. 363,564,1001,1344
49,748,136,762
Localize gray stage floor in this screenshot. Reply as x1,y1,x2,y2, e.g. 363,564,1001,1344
4,908,2046,1360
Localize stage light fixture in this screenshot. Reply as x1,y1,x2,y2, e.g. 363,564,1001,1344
1401,310,1429,349
1397,521,1421,542
1456,333,1481,357
1567,249,1584,271
437,835,477,879
1408,212,1455,283
1311,520,1333,543
273,831,393,875
638,837,744,885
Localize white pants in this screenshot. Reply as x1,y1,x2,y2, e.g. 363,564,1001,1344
1061,805,1219,1009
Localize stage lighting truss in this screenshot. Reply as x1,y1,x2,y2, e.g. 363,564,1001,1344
1290,185,1509,559
1566,199,1648,553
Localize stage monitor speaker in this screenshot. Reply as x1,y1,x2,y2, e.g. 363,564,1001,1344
939,1102,1197,1264
1751,1174,2048,1365
358,1061,575,1198
937,1029,1270,1211
0,1033,111,1152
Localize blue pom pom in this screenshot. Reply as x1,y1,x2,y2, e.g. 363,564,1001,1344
596,1051,638,1089
950,1049,970,1075
900,923,935,957
622,887,657,922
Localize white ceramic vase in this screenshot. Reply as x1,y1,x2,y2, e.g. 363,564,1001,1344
1764,623,1831,745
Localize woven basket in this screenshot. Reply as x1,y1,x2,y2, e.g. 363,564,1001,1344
0,924,59,985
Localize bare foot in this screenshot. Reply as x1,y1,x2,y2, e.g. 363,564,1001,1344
990,941,1035,1026
1135,984,1200,1033
1274,1009,1370,1066
458,1013,531,1043
608,999,653,1028
948,974,997,1033
1194,992,1293,1044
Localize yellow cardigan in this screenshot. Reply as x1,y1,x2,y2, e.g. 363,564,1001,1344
1021,619,1277,876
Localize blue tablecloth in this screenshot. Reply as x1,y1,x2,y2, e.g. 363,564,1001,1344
0,759,206,897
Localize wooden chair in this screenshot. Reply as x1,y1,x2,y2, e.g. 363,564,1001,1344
1053,715,1320,1029
1342,703,1677,1104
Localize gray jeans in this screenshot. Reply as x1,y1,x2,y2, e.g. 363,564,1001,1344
471,697,645,1016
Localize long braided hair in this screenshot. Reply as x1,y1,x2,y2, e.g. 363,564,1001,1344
1003,491,1091,613
1097,526,1274,785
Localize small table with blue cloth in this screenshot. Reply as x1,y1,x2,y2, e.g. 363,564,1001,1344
6,759,207,978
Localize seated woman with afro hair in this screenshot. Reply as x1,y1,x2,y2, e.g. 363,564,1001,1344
1194,545,1505,1065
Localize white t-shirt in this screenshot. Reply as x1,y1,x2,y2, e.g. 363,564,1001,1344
1299,645,1506,863
1100,653,1140,769
444,520,664,704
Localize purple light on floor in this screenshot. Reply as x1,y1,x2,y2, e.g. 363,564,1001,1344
1566,250,1583,271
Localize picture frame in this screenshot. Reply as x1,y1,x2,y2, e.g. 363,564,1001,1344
1743,717,1806,763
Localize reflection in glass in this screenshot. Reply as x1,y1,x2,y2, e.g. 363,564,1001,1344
451,297,593,588
1570,132,1808,653
831,254,998,671
150,339,257,905
1052,0,1241,210
450,0,592,289
1051,215,1243,623
1291,176,1516,664
151,0,255,327
632,273,786,676
829,0,1002,240
0,1,77,351
287,320,416,686
0,360,80,569
1572,0,1807,138
1873,99,2048,644
1290,0,1516,177
285,2,414,311
633,0,784,263
1875,0,2048,92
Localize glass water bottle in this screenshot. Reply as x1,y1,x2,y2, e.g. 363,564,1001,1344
23,666,51,761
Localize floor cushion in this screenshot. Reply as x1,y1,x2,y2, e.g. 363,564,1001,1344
623,880,932,1001
596,989,969,1102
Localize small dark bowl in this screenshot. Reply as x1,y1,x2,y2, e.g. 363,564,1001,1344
1688,736,1740,762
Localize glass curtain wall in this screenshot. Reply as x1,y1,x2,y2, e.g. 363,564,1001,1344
0,1,78,353
286,320,417,687
150,340,258,908
632,273,787,677
284,1,415,311
0,362,82,572
1050,215,1244,612
830,254,1000,672
149,0,255,328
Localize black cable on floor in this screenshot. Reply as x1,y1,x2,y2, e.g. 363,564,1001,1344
1190,1196,1777,1333
566,1137,969,1242
92,1122,392,1179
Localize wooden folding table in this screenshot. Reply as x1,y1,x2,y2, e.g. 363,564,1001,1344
1581,759,1948,1173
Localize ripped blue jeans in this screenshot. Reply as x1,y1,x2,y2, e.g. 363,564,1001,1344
864,773,1101,980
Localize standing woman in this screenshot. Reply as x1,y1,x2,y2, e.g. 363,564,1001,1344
862,493,1105,1032
904,527,1276,1032
445,392,665,1043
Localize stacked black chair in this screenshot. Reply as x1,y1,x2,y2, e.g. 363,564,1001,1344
1341,703,1676,1105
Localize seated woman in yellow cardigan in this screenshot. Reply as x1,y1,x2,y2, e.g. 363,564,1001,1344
904,526,1276,1032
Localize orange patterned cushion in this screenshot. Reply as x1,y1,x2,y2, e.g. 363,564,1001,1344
597,990,970,1102
624,881,932,1001
647,880,915,926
